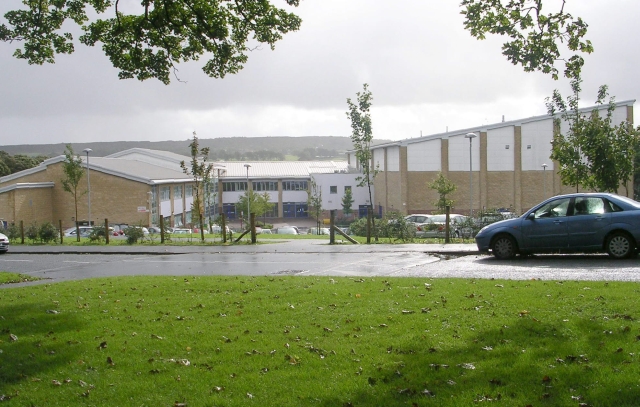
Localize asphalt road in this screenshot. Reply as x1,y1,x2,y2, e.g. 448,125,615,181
2,241,640,286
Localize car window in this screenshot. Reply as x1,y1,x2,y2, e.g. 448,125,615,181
533,198,570,218
605,199,624,212
573,197,605,216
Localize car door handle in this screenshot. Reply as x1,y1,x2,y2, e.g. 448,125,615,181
553,220,564,224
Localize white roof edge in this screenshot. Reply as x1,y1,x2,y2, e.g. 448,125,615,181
0,182,55,194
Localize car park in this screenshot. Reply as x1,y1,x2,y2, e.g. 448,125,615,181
415,214,468,238
475,193,640,259
64,226,94,237
0,232,9,253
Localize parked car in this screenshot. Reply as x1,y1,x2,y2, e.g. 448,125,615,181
124,226,150,236
308,227,331,235
259,228,273,234
172,228,192,234
64,226,94,237
0,232,9,254
404,214,432,224
212,225,230,234
415,214,468,238
276,226,299,235
476,193,640,259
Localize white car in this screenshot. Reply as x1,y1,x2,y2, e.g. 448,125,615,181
64,226,94,237
212,225,230,234
0,232,9,253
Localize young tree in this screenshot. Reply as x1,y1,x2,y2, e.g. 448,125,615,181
307,178,323,234
461,0,593,80
180,132,213,242
341,187,354,219
547,77,638,195
428,172,457,213
1,1,302,84
237,191,274,223
60,144,85,242
346,83,378,242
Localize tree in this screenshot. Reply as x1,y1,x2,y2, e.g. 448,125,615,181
547,77,638,195
341,187,354,219
428,172,456,213
1,0,302,84
60,144,85,242
307,178,323,233
461,0,593,80
346,83,378,242
237,191,273,222
180,132,213,242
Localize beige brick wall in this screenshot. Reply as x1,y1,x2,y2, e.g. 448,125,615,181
2,162,152,229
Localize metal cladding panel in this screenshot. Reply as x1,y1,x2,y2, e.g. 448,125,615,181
222,161,348,179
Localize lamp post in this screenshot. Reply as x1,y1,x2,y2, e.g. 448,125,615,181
83,148,92,225
244,164,251,227
542,163,548,198
464,133,477,217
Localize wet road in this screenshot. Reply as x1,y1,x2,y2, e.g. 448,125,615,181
2,249,640,286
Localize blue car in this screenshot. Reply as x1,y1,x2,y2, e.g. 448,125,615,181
475,193,640,259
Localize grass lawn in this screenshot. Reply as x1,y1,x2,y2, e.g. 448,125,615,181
0,275,638,406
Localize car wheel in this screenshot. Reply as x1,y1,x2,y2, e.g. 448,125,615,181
606,232,634,259
491,234,517,260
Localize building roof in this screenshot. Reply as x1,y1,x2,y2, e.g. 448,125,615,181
363,99,637,151
0,148,351,187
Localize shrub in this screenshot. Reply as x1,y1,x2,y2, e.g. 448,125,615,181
25,223,39,241
38,222,58,243
381,212,415,242
89,226,107,242
124,226,145,245
4,224,20,242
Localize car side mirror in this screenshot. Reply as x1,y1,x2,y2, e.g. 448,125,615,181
527,212,535,220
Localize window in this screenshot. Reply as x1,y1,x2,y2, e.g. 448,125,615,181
344,186,352,192
223,203,237,219
253,181,278,191
185,211,192,225
262,204,278,218
185,185,193,197
330,186,337,194
160,186,171,201
533,198,570,218
573,197,605,216
282,180,308,191
283,202,308,218
222,182,247,192
174,185,183,199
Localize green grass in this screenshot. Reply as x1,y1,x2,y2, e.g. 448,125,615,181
0,276,639,406
0,272,42,285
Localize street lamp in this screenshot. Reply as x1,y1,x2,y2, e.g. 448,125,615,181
464,133,477,217
83,148,92,225
244,164,251,227
542,163,548,198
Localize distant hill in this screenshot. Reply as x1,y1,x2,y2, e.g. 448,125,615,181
0,136,392,161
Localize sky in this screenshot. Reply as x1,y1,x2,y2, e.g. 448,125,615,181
0,0,638,146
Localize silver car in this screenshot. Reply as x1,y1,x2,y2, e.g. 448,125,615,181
0,232,9,254
476,193,640,259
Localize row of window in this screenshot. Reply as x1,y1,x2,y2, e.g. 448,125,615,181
222,202,308,219
159,180,331,202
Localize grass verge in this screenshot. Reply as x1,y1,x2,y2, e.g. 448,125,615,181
0,276,638,406
0,272,42,285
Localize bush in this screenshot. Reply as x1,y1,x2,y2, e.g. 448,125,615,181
25,223,39,241
124,226,145,245
38,222,58,243
89,226,107,242
4,224,20,242
380,212,416,242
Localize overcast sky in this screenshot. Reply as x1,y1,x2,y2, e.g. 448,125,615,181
0,0,637,147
